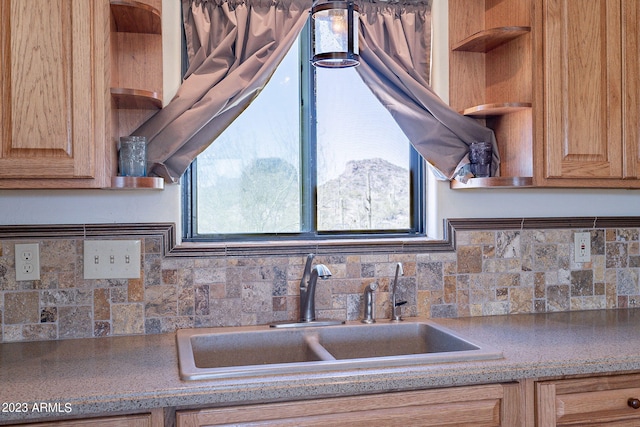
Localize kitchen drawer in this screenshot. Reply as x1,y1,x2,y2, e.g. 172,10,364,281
537,373,640,426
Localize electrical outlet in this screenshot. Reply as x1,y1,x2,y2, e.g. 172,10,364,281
574,232,591,263
83,240,141,279
15,243,40,281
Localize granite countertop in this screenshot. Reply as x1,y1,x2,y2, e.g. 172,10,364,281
2,309,640,424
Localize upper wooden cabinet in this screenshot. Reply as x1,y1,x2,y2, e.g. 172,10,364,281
0,0,164,189
451,0,640,189
0,0,110,188
535,0,640,187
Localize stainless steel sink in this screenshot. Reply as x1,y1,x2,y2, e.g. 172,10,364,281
176,320,502,381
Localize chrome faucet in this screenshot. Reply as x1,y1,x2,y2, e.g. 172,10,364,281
299,254,332,323
362,283,378,323
391,262,407,321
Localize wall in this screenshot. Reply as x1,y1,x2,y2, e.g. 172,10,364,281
1,0,640,233
2,1,640,343
1,219,639,342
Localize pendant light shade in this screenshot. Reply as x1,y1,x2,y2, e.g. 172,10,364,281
311,1,360,68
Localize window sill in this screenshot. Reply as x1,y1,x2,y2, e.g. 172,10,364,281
172,235,454,257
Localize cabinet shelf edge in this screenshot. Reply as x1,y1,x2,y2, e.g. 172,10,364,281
462,102,532,118
450,176,534,189
110,0,161,34
452,26,531,53
110,176,165,190
111,88,162,110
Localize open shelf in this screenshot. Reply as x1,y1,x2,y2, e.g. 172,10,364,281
450,176,533,189
111,87,162,110
462,102,532,118
110,0,161,34
452,26,531,53
111,176,164,190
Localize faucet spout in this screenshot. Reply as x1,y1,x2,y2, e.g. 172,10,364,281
300,255,332,323
391,262,406,321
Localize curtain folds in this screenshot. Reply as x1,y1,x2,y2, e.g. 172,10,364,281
137,0,499,183
354,1,499,180
135,0,312,182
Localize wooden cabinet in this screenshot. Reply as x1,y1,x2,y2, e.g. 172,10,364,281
176,384,524,427
536,373,640,426
0,0,164,189
535,0,640,187
450,0,640,189
0,0,110,188
10,412,159,427
449,0,534,188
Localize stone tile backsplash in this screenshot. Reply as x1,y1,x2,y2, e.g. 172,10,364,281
1,223,640,342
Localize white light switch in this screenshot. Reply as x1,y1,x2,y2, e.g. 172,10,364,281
83,240,141,279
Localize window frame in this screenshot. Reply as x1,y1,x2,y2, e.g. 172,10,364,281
182,22,426,243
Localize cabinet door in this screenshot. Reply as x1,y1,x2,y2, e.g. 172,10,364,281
623,0,640,179
177,384,524,427
0,0,108,188
542,0,623,180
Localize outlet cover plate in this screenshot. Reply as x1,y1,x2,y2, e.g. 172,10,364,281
574,232,591,263
84,240,141,279
15,243,40,281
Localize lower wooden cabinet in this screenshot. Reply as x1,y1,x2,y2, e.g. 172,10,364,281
176,383,523,427
536,373,640,426
6,409,164,427
8,414,153,427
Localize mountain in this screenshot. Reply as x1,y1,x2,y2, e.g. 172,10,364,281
317,158,410,231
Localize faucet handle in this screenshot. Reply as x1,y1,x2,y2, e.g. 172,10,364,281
392,300,406,321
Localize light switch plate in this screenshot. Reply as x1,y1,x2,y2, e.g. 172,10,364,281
84,240,141,279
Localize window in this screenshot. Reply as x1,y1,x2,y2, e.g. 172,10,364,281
183,24,425,241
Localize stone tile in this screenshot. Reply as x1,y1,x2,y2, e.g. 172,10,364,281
606,242,628,268
431,304,457,318
509,287,533,314
571,270,594,296
5,292,39,324
128,278,144,302
112,303,145,335
162,269,178,285
457,246,483,274
547,285,570,311
23,324,57,341
40,307,57,323
94,321,110,337
178,286,194,316
617,269,639,295
417,261,442,291
145,285,178,317
533,244,558,271
58,306,92,339
496,231,520,258
483,301,508,315
195,285,210,315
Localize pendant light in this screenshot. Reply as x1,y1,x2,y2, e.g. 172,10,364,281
311,1,360,68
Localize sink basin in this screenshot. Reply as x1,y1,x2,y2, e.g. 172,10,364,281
176,320,502,381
